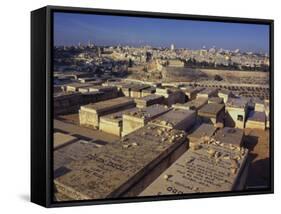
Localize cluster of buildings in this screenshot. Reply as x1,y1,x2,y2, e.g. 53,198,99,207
53,71,270,201
54,43,269,77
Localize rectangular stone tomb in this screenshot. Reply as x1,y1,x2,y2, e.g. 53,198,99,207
173,98,208,111
197,88,218,99
139,139,248,196
141,87,156,97
149,109,196,131
130,85,150,98
198,103,225,126
79,97,135,128
135,94,164,108
64,83,94,92
245,111,266,130
99,108,138,137
214,127,244,147
183,87,204,100
54,124,187,200
188,123,217,143
53,132,78,150
122,104,170,136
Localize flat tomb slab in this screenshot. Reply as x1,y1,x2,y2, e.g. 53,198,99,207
54,140,99,173
54,124,187,200
214,127,244,147
188,123,217,142
140,139,248,196
149,109,196,131
54,132,78,150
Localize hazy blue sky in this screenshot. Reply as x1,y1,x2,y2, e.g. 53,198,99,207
54,12,270,53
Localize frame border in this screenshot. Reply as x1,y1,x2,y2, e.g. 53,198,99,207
33,5,274,208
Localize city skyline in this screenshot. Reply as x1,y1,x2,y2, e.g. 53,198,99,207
54,12,270,54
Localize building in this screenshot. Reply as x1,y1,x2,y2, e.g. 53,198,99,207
198,103,225,127
122,104,170,136
225,98,248,129
79,97,135,128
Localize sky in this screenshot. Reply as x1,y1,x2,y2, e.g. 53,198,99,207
53,12,270,54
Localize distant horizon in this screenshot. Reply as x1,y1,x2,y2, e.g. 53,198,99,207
54,12,270,54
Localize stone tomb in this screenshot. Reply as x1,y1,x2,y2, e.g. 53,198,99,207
130,84,150,98
150,109,196,131
197,88,218,99
99,108,138,137
188,123,217,143
155,88,185,106
245,111,266,130
140,138,248,196
134,94,164,108
54,124,187,200
79,97,135,128
54,140,99,173
122,104,170,136
64,83,94,92
214,127,244,147
141,87,156,97
172,98,208,112
198,103,225,127
53,132,78,150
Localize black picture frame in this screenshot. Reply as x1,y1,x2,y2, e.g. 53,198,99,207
31,5,274,208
